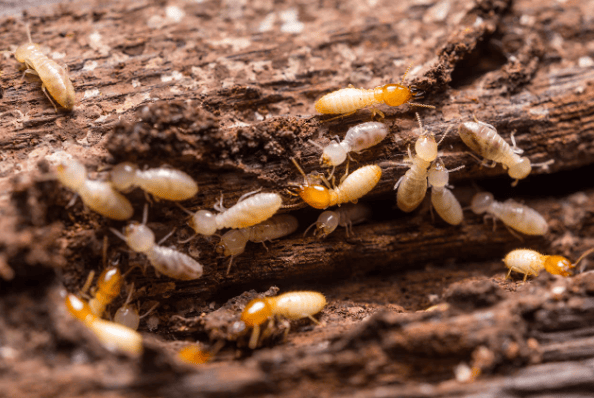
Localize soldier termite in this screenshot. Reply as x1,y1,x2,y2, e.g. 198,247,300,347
503,248,594,282
427,159,464,226
303,203,371,239
10,24,75,111
56,159,133,220
309,121,389,171
314,63,434,118
178,345,212,365
394,113,445,213
290,159,381,210
241,291,326,349
216,214,299,275
179,192,283,239
111,163,198,201
458,119,553,186
470,192,548,236
111,204,204,280
65,294,143,356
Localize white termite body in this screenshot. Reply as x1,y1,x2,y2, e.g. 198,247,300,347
470,192,548,235
305,203,371,238
111,162,198,201
319,122,389,166
458,121,532,184
395,114,439,212
217,214,299,259
503,249,544,279
187,192,283,236
428,160,463,226
268,291,327,321
111,207,203,280
56,159,133,220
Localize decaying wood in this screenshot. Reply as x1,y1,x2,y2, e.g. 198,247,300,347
2,0,594,396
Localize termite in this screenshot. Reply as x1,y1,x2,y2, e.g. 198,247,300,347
241,291,326,349
178,345,212,365
216,214,299,274
309,122,389,169
179,192,283,238
394,113,444,213
65,293,142,356
427,159,464,226
111,204,204,280
111,162,198,201
56,159,134,220
11,25,75,111
290,159,381,210
470,192,548,236
303,203,371,239
458,119,553,186
503,248,594,282
113,285,159,330
87,267,122,317
314,63,434,118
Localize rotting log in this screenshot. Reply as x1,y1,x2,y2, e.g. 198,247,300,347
2,0,594,396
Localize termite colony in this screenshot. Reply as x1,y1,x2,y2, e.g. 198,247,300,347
7,23,579,365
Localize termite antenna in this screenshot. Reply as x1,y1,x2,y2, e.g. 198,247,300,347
401,62,413,85
175,202,195,216
25,23,32,44
178,233,199,244
290,157,308,184
574,248,594,268
109,227,127,243
139,302,159,319
437,125,454,145
447,164,465,173
415,112,424,135
303,221,318,238
533,159,555,171
409,103,436,109
307,139,324,151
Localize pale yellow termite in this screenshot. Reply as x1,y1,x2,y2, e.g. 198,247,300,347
290,159,382,210
241,291,326,349
503,248,594,282
216,214,299,274
56,159,134,220
65,293,142,356
111,162,198,201
458,119,553,186
314,63,434,118
470,192,548,236
394,114,445,212
111,205,203,280
427,159,464,226
309,121,390,168
12,25,75,111
303,203,372,239
179,192,283,239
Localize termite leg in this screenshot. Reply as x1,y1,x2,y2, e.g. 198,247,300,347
213,192,226,213
505,269,512,280
226,256,235,276
393,176,404,191
307,314,320,324
504,224,524,242
80,270,96,296
370,107,385,120
509,130,524,154
320,110,356,123
339,160,351,185
66,193,79,208
41,85,59,112
248,324,261,349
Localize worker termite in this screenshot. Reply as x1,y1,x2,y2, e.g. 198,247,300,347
111,204,204,280
65,293,143,356
458,119,553,186
290,159,381,209
179,192,283,239
394,113,444,213
56,159,134,220
309,121,389,169
503,248,594,282
470,192,548,236
216,214,299,274
111,162,198,201
113,285,159,330
314,63,434,118
241,291,326,349
303,203,371,239
11,25,75,111
427,159,464,226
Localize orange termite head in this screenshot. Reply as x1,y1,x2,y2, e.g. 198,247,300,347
178,345,211,365
299,184,332,209
241,298,273,327
544,255,574,277
379,84,413,107
96,267,122,300
65,294,95,324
